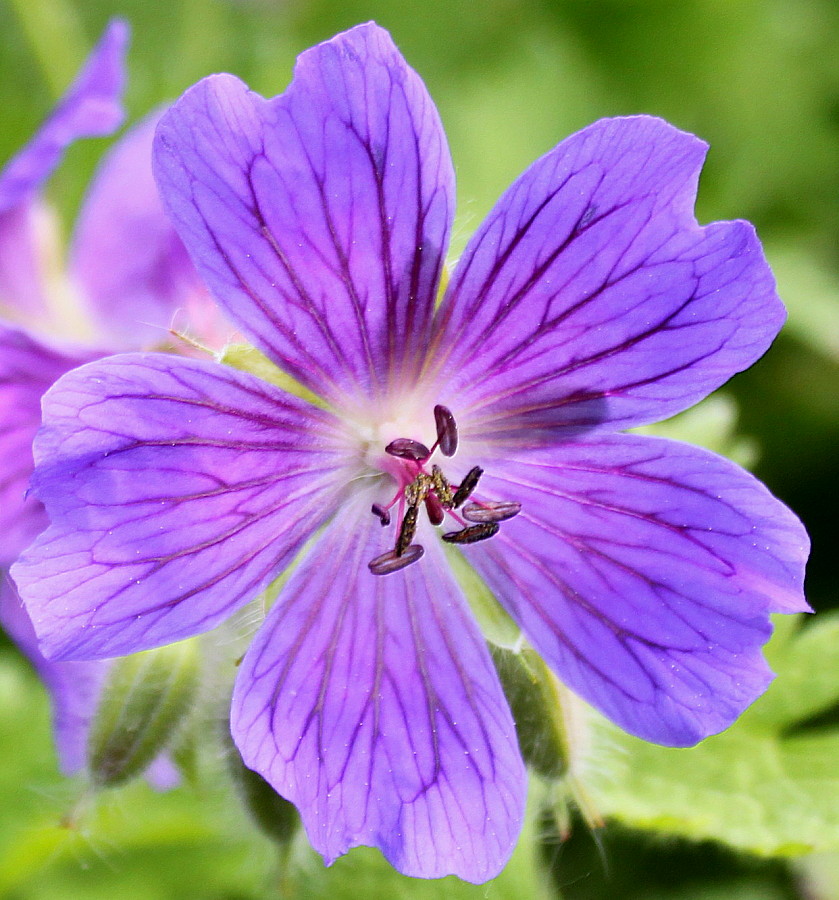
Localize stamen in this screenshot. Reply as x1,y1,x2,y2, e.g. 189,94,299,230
425,492,445,526
430,465,454,508
451,466,483,508
433,405,458,457
442,522,500,544
368,544,425,575
385,438,431,461
396,504,419,556
462,501,521,523
405,474,431,507
371,503,391,526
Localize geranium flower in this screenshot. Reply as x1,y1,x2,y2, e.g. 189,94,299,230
0,21,213,784
13,23,808,881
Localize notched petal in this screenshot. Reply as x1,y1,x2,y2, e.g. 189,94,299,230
232,505,526,882
153,23,455,402
0,20,128,211
11,353,346,660
432,116,785,441
465,435,809,746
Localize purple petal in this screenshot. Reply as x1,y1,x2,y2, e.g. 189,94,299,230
0,573,107,775
430,117,784,440
154,22,454,403
463,435,809,746
11,353,347,660
69,111,216,349
0,200,51,321
0,324,93,565
232,503,526,882
1,574,180,788
0,20,128,213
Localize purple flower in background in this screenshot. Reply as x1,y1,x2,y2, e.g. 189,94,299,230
13,23,808,881
0,20,211,784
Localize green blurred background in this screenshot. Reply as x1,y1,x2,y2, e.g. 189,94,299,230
1,0,838,896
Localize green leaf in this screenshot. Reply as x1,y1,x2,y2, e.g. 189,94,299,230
587,613,839,857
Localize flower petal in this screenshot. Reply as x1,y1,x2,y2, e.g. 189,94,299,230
154,22,454,403
462,435,809,746
0,201,52,321
232,502,526,882
0,20,128,212
69,112,214,349
430,117,784,440
1,574,180,788
11,353,347,660
0,573,107,775
0,324,92,565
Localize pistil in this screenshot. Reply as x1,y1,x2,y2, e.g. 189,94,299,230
367,406,519,575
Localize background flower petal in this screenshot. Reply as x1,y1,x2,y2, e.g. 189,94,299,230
0,324,93,566
0,201,53,322
430,116,784,441
69,112,216,349
232,503,526,883
12,353,347,660
154,22,454,403
0,574,107,775
0,19,128,213
462,434,809,746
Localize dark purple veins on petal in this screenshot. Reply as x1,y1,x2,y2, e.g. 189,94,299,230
231,508,526,881
152,23,456,401
12,353,346,661
430,116,787,438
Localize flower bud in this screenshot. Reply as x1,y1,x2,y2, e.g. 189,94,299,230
87,639,200,787
226,738,300,850
491,645,571,781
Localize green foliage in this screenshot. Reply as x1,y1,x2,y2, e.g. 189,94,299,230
589,613,839,857
2,0,838,895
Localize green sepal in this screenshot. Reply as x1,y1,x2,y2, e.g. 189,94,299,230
87,639,200,788
444,545,521,649
219,343,326,408
492,645,568,780
225,736,300,851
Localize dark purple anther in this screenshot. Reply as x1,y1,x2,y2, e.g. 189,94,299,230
462,501,521,523
451,466,483,508
433,405,458,457
368,544,425,575
442,522,500,544
425,492,445,526
396,504,419,556
385,438,431,461
371,503,391,526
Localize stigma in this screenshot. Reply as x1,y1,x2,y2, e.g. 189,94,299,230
366,405,520,575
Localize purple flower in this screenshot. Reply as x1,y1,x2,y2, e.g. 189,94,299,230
0,20,213,783
13,23,808,881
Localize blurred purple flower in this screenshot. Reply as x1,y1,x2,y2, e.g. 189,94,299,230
0,20,212,785
12,23,808,881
